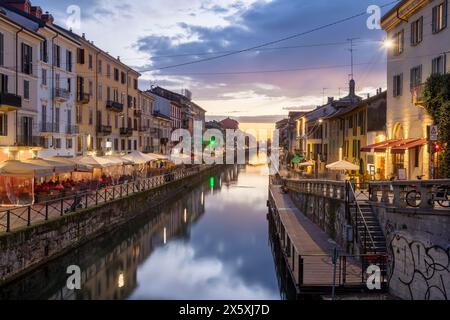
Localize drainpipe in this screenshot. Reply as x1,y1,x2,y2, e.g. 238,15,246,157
95,49,100,154
51,33,59,148
14,27,24,148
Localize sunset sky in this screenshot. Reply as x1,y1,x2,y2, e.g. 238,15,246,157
37,0,396,120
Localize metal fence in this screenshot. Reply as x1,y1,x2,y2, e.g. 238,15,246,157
0,165,208,234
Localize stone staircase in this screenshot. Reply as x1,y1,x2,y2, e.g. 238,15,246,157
351,203,387,255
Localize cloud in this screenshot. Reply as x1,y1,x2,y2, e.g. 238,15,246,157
129,243,279,300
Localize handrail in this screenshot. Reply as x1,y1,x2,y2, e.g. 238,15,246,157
348,181,377,254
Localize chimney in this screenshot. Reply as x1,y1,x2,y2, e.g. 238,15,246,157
117,56,121,61
5,0,31,14
41,11,54,25
327,97,334,104
367,93,370,99
82,33,86,39
30,6,42,18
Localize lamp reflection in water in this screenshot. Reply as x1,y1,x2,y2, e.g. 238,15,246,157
118,273,125,288
201,192,204,205
163,227,167,244
184,208,187,223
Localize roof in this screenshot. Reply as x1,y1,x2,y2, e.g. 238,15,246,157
153,111,171,121
0,2,80,45
219,117,239,130
381,0,408,23
325,90,387,120
381,0,429,31
0,6,44,40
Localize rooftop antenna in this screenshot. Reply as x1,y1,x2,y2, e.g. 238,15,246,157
347,38,359,80
322,88,328,105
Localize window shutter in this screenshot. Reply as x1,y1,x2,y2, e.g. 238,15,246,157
419,16,423,42
444,0,448,29
432,6,437,33
0,33,4,66
410,22,414,45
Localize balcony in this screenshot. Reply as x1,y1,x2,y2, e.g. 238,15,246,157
17,135,45,148
66,125,79,135
160,138,169,145
0,92,22,112
97,125,112,135
54,88,71,102
106,100,124,113
120,127,133,136
134,109,143,117
40,123,60,134
77,92,90,104
138,126,149,132
411,84,425,106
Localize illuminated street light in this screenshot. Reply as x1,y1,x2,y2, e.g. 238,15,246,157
382,38,394,49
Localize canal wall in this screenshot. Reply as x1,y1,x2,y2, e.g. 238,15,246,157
374,206,450,300
0,166,220,284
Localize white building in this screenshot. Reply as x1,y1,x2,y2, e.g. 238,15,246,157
381,0,449,179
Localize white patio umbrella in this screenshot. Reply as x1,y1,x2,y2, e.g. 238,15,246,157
326,160,360,171
122,151,158,165
23,158,75,174
0,160,53,178
298,161,315,167
45,157,93,172
146,153,169,160
74,155,117,169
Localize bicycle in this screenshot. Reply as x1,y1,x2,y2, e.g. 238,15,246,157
405,183,450,208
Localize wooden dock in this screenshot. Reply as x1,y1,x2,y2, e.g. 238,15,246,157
268,185,375,296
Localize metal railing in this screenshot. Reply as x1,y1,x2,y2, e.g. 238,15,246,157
54,88,70,100
268,201,387,292
0,165,210,234
0,92,22,109
348,181,377,254
106,100,124,113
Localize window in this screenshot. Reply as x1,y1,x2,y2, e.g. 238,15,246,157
23,80,30,100
394,30,404,55
55,138,62,149
134,79,138,90
88,54,93,69
0,74,8,94
121,72,126,84
121,139,125,151
21,43,33,75
89,81,93,97
42,69,47,86
54,44,61,68
0,114,7,136
98,59,102,74
67,78,71,93
89,109,93,125
393,74,403,97
107,113,111,126
432,0,448,33
77,48,85,64
66,50,72,72
410,65,422,89
0,33,4,66
114,68,119,81
114,114,118,128
66,138,73,149
114,139,118,151
55,74,60,89
98,83,102,100
107,64,111,78
107,86,111,101
411,17,423,45
134,140,137,151
432,55,447,75
414,146,420,168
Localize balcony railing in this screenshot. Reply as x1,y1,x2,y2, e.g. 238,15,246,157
77,92,90,104
120,127,133,136
138,126,149,132
106,100,124,113
40,123,60,133
17,135,45,148
66,125,79,135
54,88,70,101
411,84,425,106
134,109,142,117
97,125,112,135
0,92,22,111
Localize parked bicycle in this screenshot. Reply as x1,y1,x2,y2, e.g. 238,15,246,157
405,178,450,208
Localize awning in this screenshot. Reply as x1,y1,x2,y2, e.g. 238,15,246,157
74,155,118,169
361,140,401,153
122,151,158,165
23,158,75,174
326,160,360,171
45,157,93,172
391,138,427,154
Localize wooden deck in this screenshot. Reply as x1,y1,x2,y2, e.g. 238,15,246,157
269,185,365,291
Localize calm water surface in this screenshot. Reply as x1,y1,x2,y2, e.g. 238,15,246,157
1,165,281,300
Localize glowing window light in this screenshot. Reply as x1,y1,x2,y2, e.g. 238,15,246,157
118,273,125,288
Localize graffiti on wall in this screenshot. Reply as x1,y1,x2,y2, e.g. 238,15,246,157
389,234,450,300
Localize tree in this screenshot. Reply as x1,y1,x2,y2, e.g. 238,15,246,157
423,74,450,178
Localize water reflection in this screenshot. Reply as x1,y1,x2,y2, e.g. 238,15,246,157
0,165,281,300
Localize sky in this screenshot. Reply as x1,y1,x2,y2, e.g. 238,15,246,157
35,0,397,120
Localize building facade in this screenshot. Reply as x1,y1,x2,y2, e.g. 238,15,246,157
0,4,44,161
381,0,449,179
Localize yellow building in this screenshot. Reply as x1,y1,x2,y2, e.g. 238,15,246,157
63,31,141,156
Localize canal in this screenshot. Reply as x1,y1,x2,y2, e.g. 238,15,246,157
0,165,283,300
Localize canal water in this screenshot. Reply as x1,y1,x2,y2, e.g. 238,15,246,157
0,165,283,300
